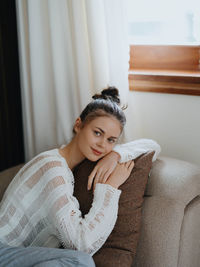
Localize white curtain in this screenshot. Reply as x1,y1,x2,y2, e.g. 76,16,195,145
16,0,129,161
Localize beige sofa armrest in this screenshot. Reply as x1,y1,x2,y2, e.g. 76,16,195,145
0,164,24,202
133,156,200,267
146,156,200,205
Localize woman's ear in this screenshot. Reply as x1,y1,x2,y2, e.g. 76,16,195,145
73,117,82,133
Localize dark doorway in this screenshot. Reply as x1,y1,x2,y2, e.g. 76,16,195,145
0,1,25,171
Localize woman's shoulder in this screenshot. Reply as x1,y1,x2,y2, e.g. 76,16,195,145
21,148,65,174
1,148,71,204
35,147,61,160
29,148,74,192
32,147,64,163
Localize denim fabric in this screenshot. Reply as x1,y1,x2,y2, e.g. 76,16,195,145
0,242,95,267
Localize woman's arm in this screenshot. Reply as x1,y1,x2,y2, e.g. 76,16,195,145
87,151,120,191
51,181,120,255
113,138,161,163
87,138,161,190
49,160,133,256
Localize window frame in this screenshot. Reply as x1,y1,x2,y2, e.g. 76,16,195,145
129,45,200,96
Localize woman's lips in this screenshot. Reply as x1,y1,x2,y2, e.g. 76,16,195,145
91,148,102,156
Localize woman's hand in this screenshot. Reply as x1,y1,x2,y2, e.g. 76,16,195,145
106,160,135,189
87,151,120,191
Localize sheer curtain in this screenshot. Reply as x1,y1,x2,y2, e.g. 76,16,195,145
16,0,129,161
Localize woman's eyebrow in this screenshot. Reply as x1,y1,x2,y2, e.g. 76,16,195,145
95,127,118,139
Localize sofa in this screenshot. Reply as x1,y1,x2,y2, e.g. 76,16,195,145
0,156,200,267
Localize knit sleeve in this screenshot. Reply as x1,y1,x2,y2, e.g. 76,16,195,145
112,138,161,163
0,152,120,252
49,176,121,256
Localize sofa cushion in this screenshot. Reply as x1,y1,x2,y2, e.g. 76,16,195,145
0,164,23,202
73,151,155,266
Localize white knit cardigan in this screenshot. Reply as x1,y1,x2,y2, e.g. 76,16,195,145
0,139,160,255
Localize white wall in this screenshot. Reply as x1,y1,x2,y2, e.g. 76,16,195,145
124,91,200,166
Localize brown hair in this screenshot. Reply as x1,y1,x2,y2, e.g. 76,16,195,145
75,87,126,133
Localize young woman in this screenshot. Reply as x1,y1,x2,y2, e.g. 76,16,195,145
0,87,160,267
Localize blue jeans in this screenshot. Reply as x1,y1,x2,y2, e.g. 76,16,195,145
0,242,95,267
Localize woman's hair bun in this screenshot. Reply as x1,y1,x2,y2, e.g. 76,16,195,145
92,86,120,105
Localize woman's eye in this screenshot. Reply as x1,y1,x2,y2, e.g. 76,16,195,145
108,138,115,144
94,131,101,136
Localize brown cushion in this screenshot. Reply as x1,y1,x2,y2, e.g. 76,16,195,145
73,151,155,267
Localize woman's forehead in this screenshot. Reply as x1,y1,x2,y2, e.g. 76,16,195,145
89,116,121,135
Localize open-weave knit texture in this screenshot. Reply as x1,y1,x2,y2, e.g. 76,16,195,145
0,149,121,255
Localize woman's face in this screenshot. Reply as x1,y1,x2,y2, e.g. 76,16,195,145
74,116,121,161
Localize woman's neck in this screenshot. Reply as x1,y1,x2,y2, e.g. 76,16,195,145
59,138,85,170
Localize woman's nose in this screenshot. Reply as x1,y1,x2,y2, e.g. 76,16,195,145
97,138,106,148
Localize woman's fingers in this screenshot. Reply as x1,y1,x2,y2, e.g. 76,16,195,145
89,160,134,191
128,160,134,169
93,176,99,192
88,167,106,191
125,160,134,169
102,170,111,184
88,167,97,190
128,160,135,171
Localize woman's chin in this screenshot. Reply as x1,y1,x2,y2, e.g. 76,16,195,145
87,156,100,162
86,153,104,162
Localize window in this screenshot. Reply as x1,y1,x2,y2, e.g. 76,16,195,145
127,0,200,95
